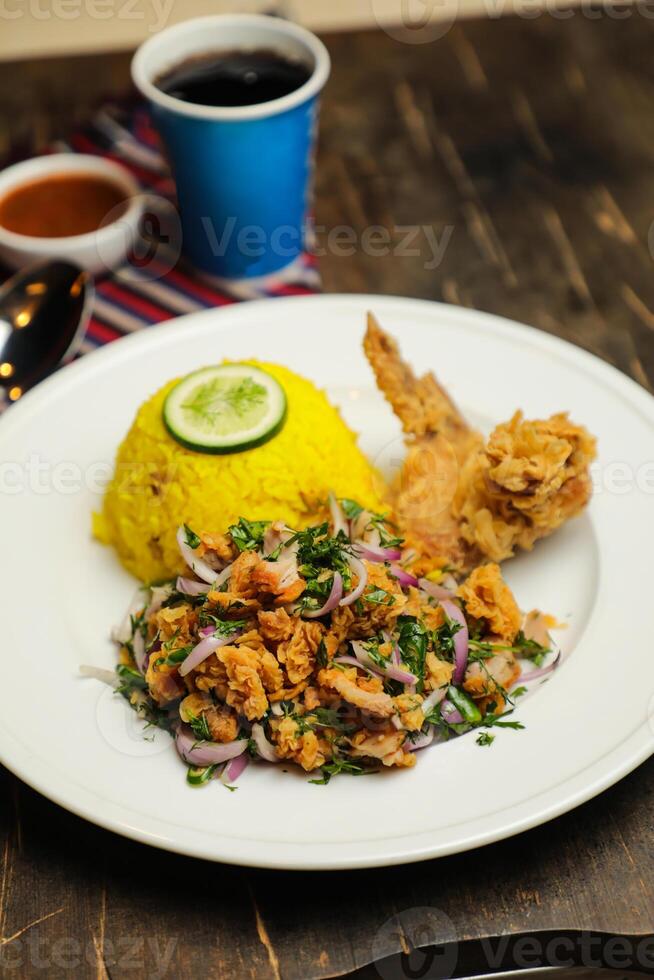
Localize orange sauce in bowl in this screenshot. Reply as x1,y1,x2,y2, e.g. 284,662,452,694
0,173,129,238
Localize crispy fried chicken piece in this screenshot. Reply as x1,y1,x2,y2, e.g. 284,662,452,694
454,411,596,562
458,563,521,643
364,312,474,451
364,314,596,568
364,312,482,567
348,728,411,766
318,667,395,718
272,716,328,771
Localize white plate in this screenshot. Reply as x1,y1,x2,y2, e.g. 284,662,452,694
1,294,653,870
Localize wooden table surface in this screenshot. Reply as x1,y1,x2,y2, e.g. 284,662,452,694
2,14,654,980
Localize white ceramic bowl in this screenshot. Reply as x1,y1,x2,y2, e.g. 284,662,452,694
0,154,144,276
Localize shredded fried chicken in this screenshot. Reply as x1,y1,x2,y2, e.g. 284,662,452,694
318,667,396,718
458,563,521,643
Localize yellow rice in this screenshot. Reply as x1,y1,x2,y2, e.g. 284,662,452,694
93,360,386,582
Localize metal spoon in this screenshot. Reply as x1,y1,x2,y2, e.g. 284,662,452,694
0,260,94,402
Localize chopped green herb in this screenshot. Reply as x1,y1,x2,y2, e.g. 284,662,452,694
514,629,550,663
277,702,314,734
116,680,177,734
397,616,428,691
115,664,147,693
162,589,205,609
366,510,404,549
161,646,193,666
228,517,270,552
183,524,201,550
287,522,353,611
316,639,328,669
476,732,495,747
339,498,364,520
468,631,550,666
198,612,248,636
187,713,212,741
482,712,525,731
309,756,375,784
433,618,463,661
364,587,396,606
360,637,389,670
310,707,357,733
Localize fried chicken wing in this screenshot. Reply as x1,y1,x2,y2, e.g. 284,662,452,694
364,314,596,569
364,312,475,452
364,313,482,566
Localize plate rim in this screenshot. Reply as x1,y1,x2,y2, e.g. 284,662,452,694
2,292,653,870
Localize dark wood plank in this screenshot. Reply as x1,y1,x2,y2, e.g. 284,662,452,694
1,14,654,979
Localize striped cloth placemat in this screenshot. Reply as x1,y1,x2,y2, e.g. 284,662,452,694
0,99,321,409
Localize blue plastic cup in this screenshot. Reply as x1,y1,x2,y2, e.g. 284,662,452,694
132,15,330,282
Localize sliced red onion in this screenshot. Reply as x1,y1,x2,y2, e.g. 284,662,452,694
421,686,447,716
382,631,401,666
176,576,210,597
303,571,343,619
353,541,403,563
212,562,234,590
133,629,148,673
440,699,464,725
178,631,242,677
407,728,434,751
199,625,216,637
390,565,420,588
440,599,469,685
386,664,418,685
111,587,147,645
263,522,296,558
328,492,348,538
419,577,456,600
334,655,378,678
145,583,174,620
349,510,371,542
251,722,280,763
340,554,368,607
224,752,249,783
515,650,561,684
79,665,117,686
522,610,553,648
350,640,382,673
175,725,248,766
176,525,217,584
350,642,418,687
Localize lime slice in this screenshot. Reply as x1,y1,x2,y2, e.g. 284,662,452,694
163,364,287,454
